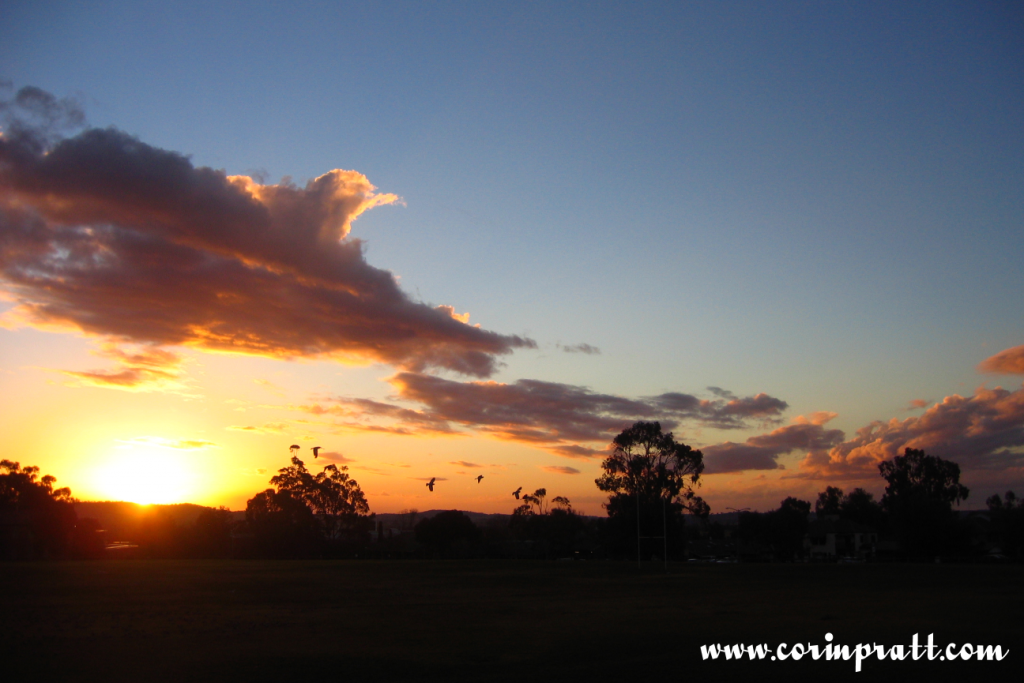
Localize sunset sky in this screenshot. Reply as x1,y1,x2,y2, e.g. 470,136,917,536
1,1,1022,515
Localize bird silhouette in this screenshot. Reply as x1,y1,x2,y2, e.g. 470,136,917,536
312,446,321,458
426,477,436,492
512,486,522,499
475,475,484,483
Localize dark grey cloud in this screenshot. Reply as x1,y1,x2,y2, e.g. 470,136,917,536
560,343,600,355
0,87,533,377
298,373,788,459
703,415,845,474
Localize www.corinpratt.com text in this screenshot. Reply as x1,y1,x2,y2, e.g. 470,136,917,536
701,633,1008,672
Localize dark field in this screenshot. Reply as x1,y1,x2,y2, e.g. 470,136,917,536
2,560,1020,682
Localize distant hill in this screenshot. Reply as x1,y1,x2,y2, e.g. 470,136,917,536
373,509,513,532
74,501,240,540
74,502,605,538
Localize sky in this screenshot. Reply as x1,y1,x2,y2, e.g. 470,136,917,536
1,0,1022,515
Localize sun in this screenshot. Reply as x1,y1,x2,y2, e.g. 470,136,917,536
91,446,197,505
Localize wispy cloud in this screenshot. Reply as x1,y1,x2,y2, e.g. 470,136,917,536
302,373,787,459
541,465,581,475
55,343,191,393
117,436,218,450
449,460,482,468
559,343,600,355
978,344,1024,375
0,86,533,378
227,422,290,435
254,379,286,397
316,451,354,464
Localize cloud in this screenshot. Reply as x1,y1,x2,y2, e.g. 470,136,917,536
560,343,600,355
227,422,289,434
907,399,930,410
0,87,533,377
703,383,1024,481
0,84,86,149
794,383,1024,480
118,436,217,450
306,373,787,459
316,451,354,464
541,465,581,475
56,343,190,393
703,414,845,474
254,379,286,397
978,345,1024,375
449,460,482,468
298,398,455,435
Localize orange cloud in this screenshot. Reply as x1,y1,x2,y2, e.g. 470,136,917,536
978,345,1024,375
0,87,533,377
702,416,846,473
541,466,581,475
795,383,1024,481
56,343,190,393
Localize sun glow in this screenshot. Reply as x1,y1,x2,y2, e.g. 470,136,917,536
90,446,198,505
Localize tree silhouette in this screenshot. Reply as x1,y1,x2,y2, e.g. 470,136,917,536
190,506,234,558
270,456,371,541
737,497,812,562
0,460,77,559
775,497,811,560
509,492,585,558
879,447,969,557
520,488,547,516
986,491,1024,559
838,487,885,529
814,486,843,517
245,488,319,558
415,510,480,558
595,421,707,559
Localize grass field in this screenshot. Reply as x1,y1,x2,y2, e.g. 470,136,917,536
2,560,1020,682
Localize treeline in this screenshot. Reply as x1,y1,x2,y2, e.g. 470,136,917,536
4,440,1023,562
709,449,1023,562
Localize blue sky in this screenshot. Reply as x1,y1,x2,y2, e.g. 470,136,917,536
2,1,1022,512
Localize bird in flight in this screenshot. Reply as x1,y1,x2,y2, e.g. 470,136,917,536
512,486,522,499
312,446,321,458
475,475,484,483
426,477,436,492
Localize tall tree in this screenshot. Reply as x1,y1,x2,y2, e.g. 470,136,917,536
879,448,969,557
270,457,371,540
774,497,812,561
814,486,844,516
595,421,707,559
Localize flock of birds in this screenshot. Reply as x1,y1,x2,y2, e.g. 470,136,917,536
289,445,524,498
